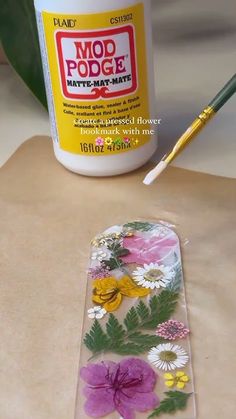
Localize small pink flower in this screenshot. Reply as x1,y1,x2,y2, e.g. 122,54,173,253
156,320,190,341
123,137,130,144
95,137,104,146
88,265,111,280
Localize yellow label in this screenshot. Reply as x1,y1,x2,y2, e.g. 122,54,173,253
42,4,151,155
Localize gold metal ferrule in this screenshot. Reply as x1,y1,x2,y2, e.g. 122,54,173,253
165,106,215,164
198,106,215,123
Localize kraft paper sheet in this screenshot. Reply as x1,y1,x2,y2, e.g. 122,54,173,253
0,136,235,419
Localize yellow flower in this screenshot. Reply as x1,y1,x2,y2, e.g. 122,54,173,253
92,276,150,312
105,137,113,145
164,371,190,389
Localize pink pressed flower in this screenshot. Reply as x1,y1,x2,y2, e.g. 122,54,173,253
88,265,110,280
121,235,178,265
156,320,190,341
80,358,159,419
123,137,130,144
95,137,104,146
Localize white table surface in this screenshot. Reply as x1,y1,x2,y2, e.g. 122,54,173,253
0,0,236,177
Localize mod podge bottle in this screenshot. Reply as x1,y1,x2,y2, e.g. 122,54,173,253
34,0,157,176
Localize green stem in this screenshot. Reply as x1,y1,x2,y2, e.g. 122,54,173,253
88,353,100,362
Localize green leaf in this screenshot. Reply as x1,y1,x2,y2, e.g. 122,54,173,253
107,242,120,252
115,248,130,257
114,342,145,355
128,332,163,348
167,263,183,292
124,307,140,331
103,258,123,270
124,221,155,231
0,0,47,107
106,314,126,342
136,300,150,321
148,391,192,418
107,242,130,257
83,320,110,353
104,242,130,271
143,291,179,329
84,290,179,357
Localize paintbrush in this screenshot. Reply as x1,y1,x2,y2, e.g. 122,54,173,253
143,74,236,185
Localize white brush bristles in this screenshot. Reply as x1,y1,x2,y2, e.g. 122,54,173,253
143,161,168,185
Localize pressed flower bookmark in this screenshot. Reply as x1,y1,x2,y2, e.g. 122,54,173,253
75,221,196,419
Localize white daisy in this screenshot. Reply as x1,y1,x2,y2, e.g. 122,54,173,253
91,250,108,262
132,263,175,290
87,306,107,320
148,343,189,371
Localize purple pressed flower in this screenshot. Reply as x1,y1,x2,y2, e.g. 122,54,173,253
156,320,190,341
88,264,110,280
80,358,159,419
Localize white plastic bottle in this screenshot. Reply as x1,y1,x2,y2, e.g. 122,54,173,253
34,0,157,176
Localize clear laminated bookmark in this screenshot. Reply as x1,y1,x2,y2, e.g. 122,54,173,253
75,221,196,419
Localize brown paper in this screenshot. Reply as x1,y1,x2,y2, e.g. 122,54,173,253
0,136,235,419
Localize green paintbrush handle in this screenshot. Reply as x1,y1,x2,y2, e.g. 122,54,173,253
165,73,236,165
209,73,236,112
